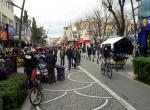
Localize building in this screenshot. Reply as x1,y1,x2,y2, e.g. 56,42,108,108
0,0,15,47
138,0,150,56
64,18,118,47
14,15,31,47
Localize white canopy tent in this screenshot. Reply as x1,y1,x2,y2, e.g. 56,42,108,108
101,37,124,50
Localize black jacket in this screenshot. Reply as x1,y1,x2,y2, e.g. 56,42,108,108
46,53,56,69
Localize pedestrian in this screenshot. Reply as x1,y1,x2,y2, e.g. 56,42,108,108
66,45,73,70
24,50,36,89
88,46,92,60
82,44,86,59
54,47,58,61
72,47,78,69
77,48,81,66
60,46,66,66
46,49,56,84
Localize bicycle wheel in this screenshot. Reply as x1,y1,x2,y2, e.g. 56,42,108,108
29,88,42,106
101,62,105,75
107,64,112,79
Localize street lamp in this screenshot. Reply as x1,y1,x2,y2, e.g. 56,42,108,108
130,0,137,40
7,0,26,48
130,0,142,40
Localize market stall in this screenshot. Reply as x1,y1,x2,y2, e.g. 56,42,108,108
101,37,133,54
101,37,133,70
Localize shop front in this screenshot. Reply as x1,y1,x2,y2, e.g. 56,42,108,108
138,17,150,56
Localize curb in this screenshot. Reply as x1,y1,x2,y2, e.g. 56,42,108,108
21,95,31,110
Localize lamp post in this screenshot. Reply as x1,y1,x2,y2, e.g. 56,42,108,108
7,0,26,48
130,0,137,40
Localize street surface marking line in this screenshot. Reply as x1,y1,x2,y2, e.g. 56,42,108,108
74,91,111,109
36,106,42,110
74,91,112,99
68,72,96,84
79,66,136,110
43,83,93,92
92,99,109,110
41,91,67,104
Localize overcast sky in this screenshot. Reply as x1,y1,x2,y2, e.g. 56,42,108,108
14,0,138,37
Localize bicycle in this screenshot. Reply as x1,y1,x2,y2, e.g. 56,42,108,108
29,69,42,106
101,58,112,79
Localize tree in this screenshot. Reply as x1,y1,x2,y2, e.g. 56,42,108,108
31,17,37,45
102,0,126,36
23,10,28,26
37,27,47,46
86,3,111,44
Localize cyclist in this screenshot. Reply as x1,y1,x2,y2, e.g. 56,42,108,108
102,44,111,62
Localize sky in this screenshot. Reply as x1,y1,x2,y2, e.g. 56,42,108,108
14,0,138,37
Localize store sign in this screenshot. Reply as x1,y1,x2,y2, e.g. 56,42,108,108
106,25,113,30
8,25,14,40
140,17,150,28
143,19,147,27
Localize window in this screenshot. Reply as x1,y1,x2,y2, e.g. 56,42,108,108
2,14,7,25
8,19,13,26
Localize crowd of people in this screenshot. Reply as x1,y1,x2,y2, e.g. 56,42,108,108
0,42,131,87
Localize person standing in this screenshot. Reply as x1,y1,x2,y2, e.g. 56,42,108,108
54,47,58,61
24,51,36,89
66,45,73,70
60,46,66,66
88,46,92,61
72,47,78,69
46,49,56,84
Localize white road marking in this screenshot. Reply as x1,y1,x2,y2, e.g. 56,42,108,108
91,99,109,110
79,66,136,110
74,91,112,99
43,83,93,92
68,72,96,84
36,106,42,110
41,91,67,104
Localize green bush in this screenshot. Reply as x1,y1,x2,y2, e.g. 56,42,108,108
133,57,150,84
0,73,27,110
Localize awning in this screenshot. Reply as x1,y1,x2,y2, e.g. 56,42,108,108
75,40,91,48
101,37,123,50
101,37,123,45
77,40,91,44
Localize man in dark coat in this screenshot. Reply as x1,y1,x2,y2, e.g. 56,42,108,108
24,51,36,89
66,45,73,70
60,46,66,66
46,49,56,83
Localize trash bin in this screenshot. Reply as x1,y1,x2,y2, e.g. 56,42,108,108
56,65,65,81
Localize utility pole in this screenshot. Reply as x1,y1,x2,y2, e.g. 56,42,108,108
7,0,26,48
18,0,26,48
130,0,137,41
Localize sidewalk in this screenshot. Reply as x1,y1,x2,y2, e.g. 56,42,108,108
21,54,150,110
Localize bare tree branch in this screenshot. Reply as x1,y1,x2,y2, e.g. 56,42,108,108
102,0,126,36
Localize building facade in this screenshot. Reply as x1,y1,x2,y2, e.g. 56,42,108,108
14,15,31,47
64,18,118,46
138,0,150,56
0,0,14,47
